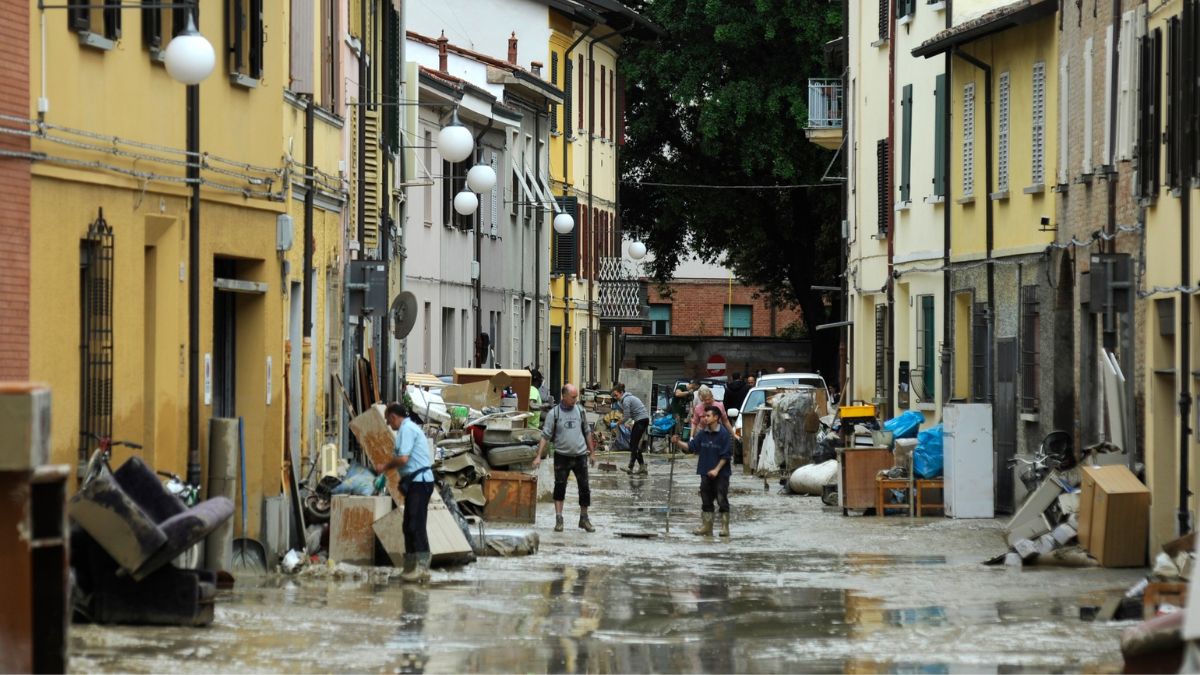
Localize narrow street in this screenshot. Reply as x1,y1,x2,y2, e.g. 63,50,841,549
70,452,1143,674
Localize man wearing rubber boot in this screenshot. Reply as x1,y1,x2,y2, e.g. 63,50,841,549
612,383,650,475
671,404,732,537
532,383,597,533
377,403,435,582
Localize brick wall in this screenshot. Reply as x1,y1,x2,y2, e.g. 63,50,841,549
0,0,30,380
626,278,804,337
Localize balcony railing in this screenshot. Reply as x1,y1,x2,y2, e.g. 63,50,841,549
807,78,843,129
598,256,649,326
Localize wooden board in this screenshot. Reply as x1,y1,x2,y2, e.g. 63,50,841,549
372,494,473,565
348,406,405,507
329,495,392,565
839,447,894,510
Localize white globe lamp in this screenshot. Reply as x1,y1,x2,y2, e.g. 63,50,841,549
438,121,474,163
628,241,647,260
466,164,497,193
163,13,216,85
553,212,575,234
453,191,479,216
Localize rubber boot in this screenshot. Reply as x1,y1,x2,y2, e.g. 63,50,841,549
554,514,564,532
579,515,595,532
692,512,714,536
636,465,649,475
400,552,431,584
400,554,416,576
719,512,730,537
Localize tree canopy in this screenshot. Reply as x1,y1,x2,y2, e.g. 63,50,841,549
621,0,845,375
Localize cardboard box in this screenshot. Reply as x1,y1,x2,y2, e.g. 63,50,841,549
329,495,393,565
1078,465,1150,568
444,368,532,412
0,383,51,470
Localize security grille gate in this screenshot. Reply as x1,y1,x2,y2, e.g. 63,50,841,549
78,210,114,475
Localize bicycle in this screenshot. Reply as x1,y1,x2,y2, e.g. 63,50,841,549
1007,429,1074,493
79,431,143,485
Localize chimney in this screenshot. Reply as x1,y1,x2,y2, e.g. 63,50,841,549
507,32,518,65
530,61,543,77
437,31,449,73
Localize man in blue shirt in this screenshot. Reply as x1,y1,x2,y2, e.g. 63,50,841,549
671,404,733,537
376,403,434,583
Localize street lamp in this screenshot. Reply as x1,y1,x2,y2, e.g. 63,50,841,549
466,164,496,193
628,241,647,261
553,212,575,234
162,12,215,85
453,190,479,216
437,110,474,163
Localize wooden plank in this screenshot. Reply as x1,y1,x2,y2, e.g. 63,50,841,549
333,374,358,417
368,347,381,406
372,493,472,565
348,406,404,507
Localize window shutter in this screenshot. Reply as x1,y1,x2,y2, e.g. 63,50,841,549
971,302,990,402
600,65,606,139
1084,37,1094,173
142,1,162,49
878,0,889,42
104,0,122,39
550,53,559,133
934,73,946,197
900,84,912,203
922,296,935,400
1057,57,1067,185
874,304,889,402
290,0,316,94
578,55,585,130
1166,18,1179,191
1104,27,1114,166
250,0,264,79
349,0,361,38
553,196,578,275
610,70,616,141
965,82,977,196
68,0,90,32
1032,61,1046,186
617,73,626,146
877,138,889,234
564,58,574,138
383,3,400,152
362,109,381,256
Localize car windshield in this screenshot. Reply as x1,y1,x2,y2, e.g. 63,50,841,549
761,375,824,389
742,389,765,413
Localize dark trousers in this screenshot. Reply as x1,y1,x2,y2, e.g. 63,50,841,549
402,481,435,554
699,473,730,513
552,453,591,507
627,419,649,467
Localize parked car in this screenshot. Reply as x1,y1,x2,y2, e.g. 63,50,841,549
732,384,812,437
757,372,833,411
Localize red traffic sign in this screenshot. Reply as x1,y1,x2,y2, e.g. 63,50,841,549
706,354,726,376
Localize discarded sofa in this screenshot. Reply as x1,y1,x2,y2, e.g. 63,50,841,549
68,453,233,626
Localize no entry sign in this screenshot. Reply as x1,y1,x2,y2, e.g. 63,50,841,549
706,354,726,376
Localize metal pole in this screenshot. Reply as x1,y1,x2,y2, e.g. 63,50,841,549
185,71,201,487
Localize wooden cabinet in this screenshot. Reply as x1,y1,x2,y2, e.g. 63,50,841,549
838,447,894,512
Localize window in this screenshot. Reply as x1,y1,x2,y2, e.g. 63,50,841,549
1020,286,1040,412
971,302,990,402
996,75,1008,192
649,304,671,335
963,82,977,196
550,52,559,134
226,0,264,83
1031,61,1046,186
1057,55,1068,184
1166,18,1181,191
69,0,121,44
443,160,470,229
916,295,935,402
77,214,114,462
900,84,912,203
874,304,889,403
423,131,432,226
723,305,752,337
897,0,915,19
1116,8,1145,161
933,73,947,197
600,64,606,139
878,0,889,41
1136,28,1162,199
877,138,889,234
142,3,186,56
564,56,574,138
320,0,339,109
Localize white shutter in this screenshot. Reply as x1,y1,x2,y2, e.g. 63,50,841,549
1104,26,1114,166
1083,38,1094,174
490,151,498,237
1055,57,1065,186
996,76,1007,193
511,297,520,368
964,82,977,196
1116,11,1134,160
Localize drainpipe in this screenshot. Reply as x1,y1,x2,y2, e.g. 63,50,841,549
186,76,201,488
953,48,994,401
534,104,543,370
304,97,314,341
559,25,595,387
587,29,629,387
942,2,953,406
473,118,496,366
1180,136,1192,538
885,1,895,420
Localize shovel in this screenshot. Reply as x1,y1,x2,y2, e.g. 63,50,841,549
665,440,677,534
232,416,268,573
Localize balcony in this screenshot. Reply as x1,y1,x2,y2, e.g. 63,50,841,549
597,257,650,328
806,78,844,151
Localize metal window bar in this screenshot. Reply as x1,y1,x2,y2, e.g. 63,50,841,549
874,304,888,401
1021,286,1040,411
971,302,990,402
77,210,114,476
807,79,843,128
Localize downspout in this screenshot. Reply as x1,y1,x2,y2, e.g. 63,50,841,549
942,1,953,406
473,118,496,366
953,48,994,401
186,78,201,487
587,29,630,387
885,0,895,420
1180,43,1193,537
397,3,407,386
304,98,314,341
534,104,543,370
1106,0,1121,250
560,24,596,389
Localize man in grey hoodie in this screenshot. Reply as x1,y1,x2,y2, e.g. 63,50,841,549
533,383,597,532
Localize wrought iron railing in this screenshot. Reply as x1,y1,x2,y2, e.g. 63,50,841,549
807,78,843,129
597,256,649,323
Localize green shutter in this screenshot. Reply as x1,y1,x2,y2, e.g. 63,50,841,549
564,59,574,138
934,74,946,197
922,296,935,397
901,84,913,203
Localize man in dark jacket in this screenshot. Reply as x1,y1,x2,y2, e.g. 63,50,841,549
723,372,748,411
671,404,733,537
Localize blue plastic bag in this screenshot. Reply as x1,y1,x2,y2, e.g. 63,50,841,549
613,424,632,451
652,414,675,435
913,423,944,478
883,410,925,439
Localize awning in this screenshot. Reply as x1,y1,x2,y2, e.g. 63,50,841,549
912,0,1057,58
511,165,534,212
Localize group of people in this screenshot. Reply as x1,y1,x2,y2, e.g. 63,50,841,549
375,374,740,585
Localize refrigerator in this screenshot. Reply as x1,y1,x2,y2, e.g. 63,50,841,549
943,403,994,518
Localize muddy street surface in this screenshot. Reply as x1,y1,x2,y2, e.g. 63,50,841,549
71,452,1145,673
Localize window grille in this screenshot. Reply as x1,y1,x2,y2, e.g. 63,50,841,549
78,211,114,475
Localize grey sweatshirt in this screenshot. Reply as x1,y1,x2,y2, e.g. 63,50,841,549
541,404,590,456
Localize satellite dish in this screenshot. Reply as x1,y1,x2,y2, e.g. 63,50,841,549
391,291,418,339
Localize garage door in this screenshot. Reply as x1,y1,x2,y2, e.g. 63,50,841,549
635,358,687,387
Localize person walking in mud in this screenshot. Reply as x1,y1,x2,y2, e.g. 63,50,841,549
376,403,435,583
533,383,597,532
671,404,733,537
612,383,651,475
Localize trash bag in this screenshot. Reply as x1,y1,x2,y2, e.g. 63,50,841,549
883,410,925,439
330,464,377,496
613,424,632,452
651,414,675,435
913,424,944,478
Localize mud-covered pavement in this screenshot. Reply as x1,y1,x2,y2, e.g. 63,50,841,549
70,452,1146,673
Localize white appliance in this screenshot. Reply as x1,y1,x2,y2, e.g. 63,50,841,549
942,403,994,518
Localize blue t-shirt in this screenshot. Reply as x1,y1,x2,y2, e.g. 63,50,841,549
394,417,432,482
688,425,733,477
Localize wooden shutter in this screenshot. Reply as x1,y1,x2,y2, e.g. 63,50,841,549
290,0,316,94
564,58,574,138
578,55,585,130
600,65,606,138
550,53,559,133
1084,37,1094,173
874,304,888,402
383,3,400,152
142,0,163,49
876,139,889,234
934,73,946,197
971,302,989,402
1032,61,1046,185
1104,26,1114,166
349,0,361,38
878,0,889,42
921,296,935,400
68,0,90,32
552,196,578,275
900,84,912,203
362,109,381,255
1057,55,1067,185
964,82,977,196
